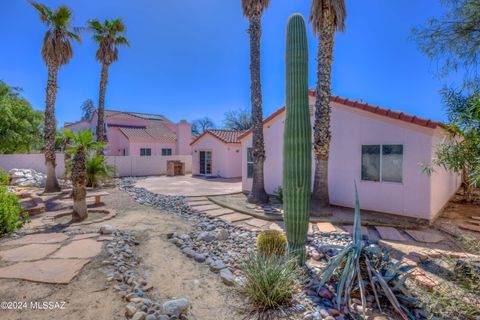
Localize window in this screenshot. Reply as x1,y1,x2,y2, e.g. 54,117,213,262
162,148,172,156
199,151,212,175
247,148,254,178
140,148,151,156
361,144,403,183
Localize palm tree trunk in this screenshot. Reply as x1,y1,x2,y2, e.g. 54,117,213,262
247,14,268,204
71,147,87,221
312,16,336,213
44,64,61,193
96,63,109,154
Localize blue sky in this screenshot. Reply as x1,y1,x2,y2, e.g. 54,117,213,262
0,0,461,127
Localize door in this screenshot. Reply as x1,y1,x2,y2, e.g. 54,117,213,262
199,151,212,175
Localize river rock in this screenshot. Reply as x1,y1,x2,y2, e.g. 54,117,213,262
162,298,190,317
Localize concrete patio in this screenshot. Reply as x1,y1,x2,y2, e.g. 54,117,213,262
135,175,242,196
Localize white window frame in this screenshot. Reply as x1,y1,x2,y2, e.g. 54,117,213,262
247,147,254,179
162,148,172,156
361,144,403,183
140,148,152,156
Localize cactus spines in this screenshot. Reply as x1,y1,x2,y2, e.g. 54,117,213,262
283,13,311,265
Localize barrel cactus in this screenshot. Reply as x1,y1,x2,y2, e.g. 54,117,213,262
283,13,311,264
257,230,287,257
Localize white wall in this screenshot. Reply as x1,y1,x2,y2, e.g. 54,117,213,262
0,153,192,177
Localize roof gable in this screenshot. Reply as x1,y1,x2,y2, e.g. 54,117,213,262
190,130,244,145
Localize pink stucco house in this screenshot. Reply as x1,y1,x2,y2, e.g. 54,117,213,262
190,130,243,178
65,110,192,157
237,91,461,221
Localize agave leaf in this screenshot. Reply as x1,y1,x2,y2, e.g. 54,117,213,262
336,254,353,308
318,245,354,288
356,260,367,319
391,273,411,291
353,181,362,245
364,254,382,312
365,257,410,320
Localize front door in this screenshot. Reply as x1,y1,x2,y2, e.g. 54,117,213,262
199,151,212,175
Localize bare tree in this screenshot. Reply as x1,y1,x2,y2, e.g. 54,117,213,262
191,117,215,137
223,108,252,131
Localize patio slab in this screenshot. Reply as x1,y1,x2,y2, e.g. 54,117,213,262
376,226,407,242
404,230,445,243
220,213,252,223
269,222,284,231
204,208,234,217
0,243,62,262
316,222,337,233
188,200,212,206
135,175,242,196
0,259,90,284
1,233,69,246
338,225,370,237
51,239,103,259
71,233,99,241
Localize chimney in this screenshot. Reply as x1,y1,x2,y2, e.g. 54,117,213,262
176,120,192,155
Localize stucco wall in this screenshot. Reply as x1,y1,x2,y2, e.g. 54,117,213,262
191,134,242,178
241,98,453,220
0,154,191,177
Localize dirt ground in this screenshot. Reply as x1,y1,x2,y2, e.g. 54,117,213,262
0,187,243,320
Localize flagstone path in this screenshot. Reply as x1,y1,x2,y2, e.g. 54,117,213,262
0,232,106,284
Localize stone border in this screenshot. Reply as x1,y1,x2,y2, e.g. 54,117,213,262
43,209,117,226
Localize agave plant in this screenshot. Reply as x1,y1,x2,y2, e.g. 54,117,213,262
86,154,115,188
317,182,415,319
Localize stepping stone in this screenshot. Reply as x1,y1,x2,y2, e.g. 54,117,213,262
71,233,98,241
192,204,221,212
220,213,252,223
405,230,445,243
269,222,284,232
97,235,114,241
188,200,212,206
339,225,370,237
245,218,270,228
308,223,314,234
51,239,103,259
471,216,480,221
1,233,69,246
375,226,407,242
204,208,234,217
0,243,62,262
0,259,90,284
466,219,480,226
316,222,337,233
458,223,480,232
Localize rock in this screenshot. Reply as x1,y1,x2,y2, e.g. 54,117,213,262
100,224,114,235
209,260,226,273
132,311,147,320
125,302,137,317
193,253,206,263
145,315,157,320
197,231,216,243
157,316,169,320
296,304,306,312
220,268,235,286
311,311,321,320
319,308,330,318
317,287,333,299
216,229,229,241
162,298,190,317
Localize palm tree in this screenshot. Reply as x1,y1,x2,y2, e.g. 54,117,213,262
31,2,81,193
87,19,129,151
64,129,103,221
309,0,346,212
241,0,270,204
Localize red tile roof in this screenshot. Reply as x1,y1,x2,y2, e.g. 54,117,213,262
190,130,244,145
238,91,442,140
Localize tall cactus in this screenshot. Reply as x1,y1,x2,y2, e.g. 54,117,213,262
283,13,311,264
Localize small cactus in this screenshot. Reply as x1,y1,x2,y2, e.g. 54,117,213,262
283,13,311,264
256,230,287,257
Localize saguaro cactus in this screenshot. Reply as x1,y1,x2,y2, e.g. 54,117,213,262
283,13,311,264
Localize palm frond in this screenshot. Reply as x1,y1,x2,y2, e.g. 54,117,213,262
309,0,347,35
241,0,271,18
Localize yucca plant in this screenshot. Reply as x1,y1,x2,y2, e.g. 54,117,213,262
86,154,115,188
317,182,415,319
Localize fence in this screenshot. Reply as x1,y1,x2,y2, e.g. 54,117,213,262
0,153,192,177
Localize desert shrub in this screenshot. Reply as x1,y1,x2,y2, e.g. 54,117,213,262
86,155,115,188
0,187,25,235
0,168,9,186
458,235,480,255
239,253,300,310
257,230,287,257
273,186,283,203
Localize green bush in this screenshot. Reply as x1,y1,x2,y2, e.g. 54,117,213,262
239,253,300,311
0,168,9,186
0,187,25,235
256,230,287,257
273,186,283,203
86,155,115,188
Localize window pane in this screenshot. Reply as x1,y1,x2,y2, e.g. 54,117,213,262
361,145,380,181
382,145,403,183
247,148,253,162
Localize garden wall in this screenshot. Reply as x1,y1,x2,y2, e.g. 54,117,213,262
0,153,192,177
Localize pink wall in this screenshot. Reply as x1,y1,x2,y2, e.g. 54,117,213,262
176,120,193,155
241,97,460,220
128,142,177,156
191,134,242,178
